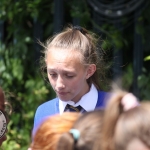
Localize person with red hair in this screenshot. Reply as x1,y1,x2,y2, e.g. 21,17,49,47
29,112,80,150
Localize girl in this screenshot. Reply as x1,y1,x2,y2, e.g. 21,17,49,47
33,25,110,132
101,90,149,150
30,112,80,150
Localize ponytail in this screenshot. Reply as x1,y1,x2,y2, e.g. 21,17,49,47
101,89,139,150
101,91,126,150
56,132,74,150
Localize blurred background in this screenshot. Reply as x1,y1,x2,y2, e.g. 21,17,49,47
0,0,150,149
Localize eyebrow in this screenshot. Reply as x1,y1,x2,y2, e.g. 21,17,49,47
47,68,76,74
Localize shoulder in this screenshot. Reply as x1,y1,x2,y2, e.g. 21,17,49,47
33,98,59,134
97,90,112,107
98,90,111,98
35,98,59,115
34,98,59,123
37,98,58,109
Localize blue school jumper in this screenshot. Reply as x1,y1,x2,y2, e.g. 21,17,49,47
33,91,109,134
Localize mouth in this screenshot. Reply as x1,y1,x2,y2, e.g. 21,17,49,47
57,91,68,96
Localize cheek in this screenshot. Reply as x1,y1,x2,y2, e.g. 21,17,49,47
49,80,55,89
47,75,55,86
69,76,86,89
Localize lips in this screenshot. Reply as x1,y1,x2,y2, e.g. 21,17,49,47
57,91,68,96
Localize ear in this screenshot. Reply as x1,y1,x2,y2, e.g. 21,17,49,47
86,64,96,79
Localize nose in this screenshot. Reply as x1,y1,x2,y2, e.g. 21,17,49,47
56,76,65,90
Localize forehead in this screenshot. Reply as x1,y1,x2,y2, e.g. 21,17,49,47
46,48,84,70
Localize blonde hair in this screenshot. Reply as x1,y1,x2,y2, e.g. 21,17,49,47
101,91,126,150
40,25,107,90
30,112,80,150
115,102,150,150
101,90,150,150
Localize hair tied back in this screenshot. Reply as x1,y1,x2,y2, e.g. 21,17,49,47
69,129,80,141
73,25,86,35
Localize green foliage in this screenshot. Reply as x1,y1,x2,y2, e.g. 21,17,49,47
0,0,150,149
138,68,150,100
122,64,134,90
69,0,90,26
0,0,54,149
144,55,150,61
90,4,150,100
0,42,53,149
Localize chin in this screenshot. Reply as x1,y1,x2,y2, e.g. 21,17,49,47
60,98,70,102
57,95,71,101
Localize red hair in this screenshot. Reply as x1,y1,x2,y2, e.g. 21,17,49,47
30,112,80,150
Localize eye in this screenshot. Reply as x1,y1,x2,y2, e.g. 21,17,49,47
65,74,74,79
49,73,57,78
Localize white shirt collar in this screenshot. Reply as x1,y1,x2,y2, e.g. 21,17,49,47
59,84,98,114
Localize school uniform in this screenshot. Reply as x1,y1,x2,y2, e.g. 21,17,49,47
33,84,110,134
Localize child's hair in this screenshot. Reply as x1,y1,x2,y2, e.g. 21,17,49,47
101,90,150,150
115,102,150,150
56,110,104,150
40,25,108,90
30,112,80,150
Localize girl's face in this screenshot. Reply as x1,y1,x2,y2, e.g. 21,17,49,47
46,48,94,103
